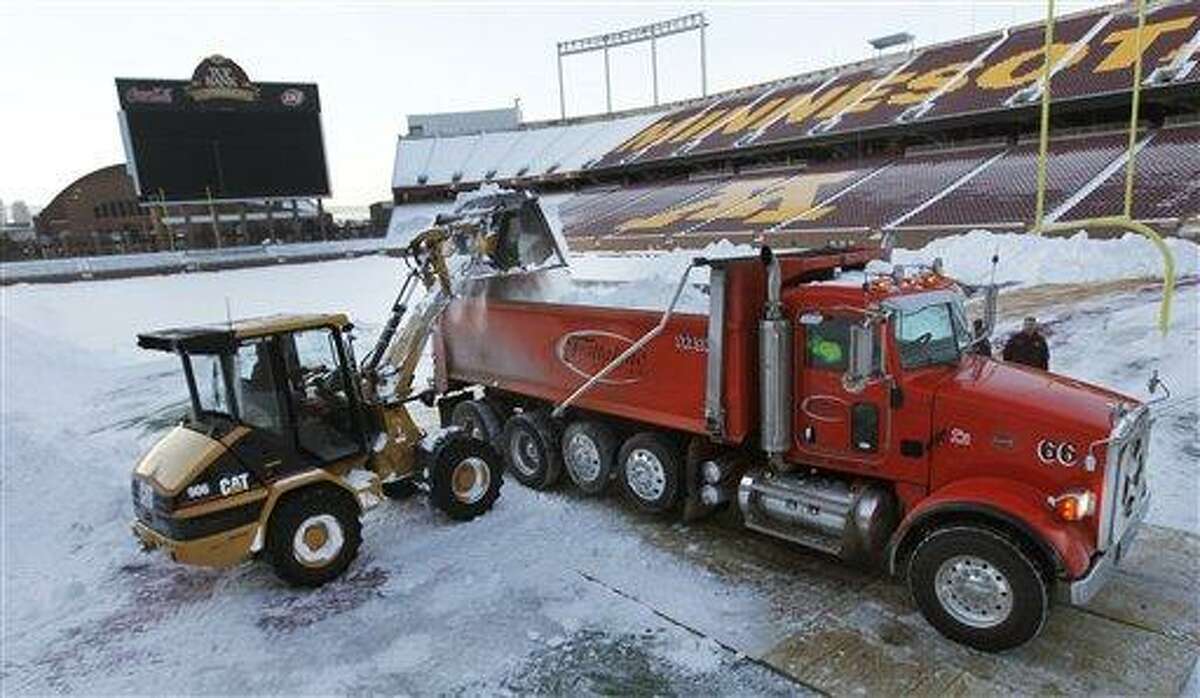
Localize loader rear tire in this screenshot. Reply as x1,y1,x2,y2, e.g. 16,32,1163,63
618,432,682,514
451,399,502,445
429,435,504,521
266,485,362,587
501,411,563,490
562,420,618,496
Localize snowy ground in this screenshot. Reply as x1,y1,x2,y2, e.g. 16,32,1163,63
1,232,1197,694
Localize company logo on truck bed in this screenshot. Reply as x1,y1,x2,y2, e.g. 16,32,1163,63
555,330,646,385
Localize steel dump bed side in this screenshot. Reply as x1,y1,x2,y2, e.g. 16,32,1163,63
438,299,721,436
435,247,879,444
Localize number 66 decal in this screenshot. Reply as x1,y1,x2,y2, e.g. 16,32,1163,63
1037,439,1078,466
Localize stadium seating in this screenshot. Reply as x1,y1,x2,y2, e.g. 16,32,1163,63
390,1,1199,246
902,132,1129,229
1059,124,1200,222
779,146,1005,231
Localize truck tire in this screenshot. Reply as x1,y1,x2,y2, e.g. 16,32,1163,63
501,411,563,490
428,434,504,521
561,420,618,496
618,432,682,514
908,526,1048,652
451,399,502,444
266,485,362,587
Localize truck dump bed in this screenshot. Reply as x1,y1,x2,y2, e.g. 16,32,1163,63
434,248,879,444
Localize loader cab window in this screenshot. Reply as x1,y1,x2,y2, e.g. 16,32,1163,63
283,328,361,463
190,353,237,420
234,340,285,435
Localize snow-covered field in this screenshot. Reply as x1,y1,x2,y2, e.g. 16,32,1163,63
1,232,1197,693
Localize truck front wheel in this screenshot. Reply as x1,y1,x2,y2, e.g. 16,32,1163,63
618,432,682,514
501,412,563,490
908,526,1048,652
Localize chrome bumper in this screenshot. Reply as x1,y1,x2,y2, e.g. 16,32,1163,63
1062,489,1150,606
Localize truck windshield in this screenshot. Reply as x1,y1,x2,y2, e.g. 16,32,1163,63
894,298,971,369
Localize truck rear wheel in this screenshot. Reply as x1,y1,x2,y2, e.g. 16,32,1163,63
618,432,682,514
429,434,504,521
501,411,563,490
561,420,618,496
908,526,1048,652
450,399,502,444
266,485,362,587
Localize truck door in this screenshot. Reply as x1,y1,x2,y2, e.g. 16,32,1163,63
793,312,889,470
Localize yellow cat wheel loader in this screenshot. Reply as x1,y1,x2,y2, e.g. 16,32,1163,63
130,191,566,586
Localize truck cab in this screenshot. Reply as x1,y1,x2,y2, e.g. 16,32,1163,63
741,253,1152,650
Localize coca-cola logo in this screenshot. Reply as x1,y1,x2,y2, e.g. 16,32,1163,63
125,86,174,105
280,88,305,107
555,330,646,385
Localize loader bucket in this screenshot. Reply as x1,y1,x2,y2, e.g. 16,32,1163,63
438,190,569,277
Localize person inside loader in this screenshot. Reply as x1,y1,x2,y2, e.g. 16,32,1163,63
1002,316,1050,370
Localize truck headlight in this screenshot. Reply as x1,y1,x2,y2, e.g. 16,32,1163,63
1049,490,1096,522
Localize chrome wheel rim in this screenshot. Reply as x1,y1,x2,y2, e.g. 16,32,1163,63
292,514,345,568
510,432,541,477
451,456,490,504
934,554,1013,628
565,433,602,483
625,448,667,502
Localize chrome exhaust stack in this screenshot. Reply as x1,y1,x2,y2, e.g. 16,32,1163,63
759,247,792,467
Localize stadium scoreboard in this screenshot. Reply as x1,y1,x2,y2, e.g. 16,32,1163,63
116,55,330,203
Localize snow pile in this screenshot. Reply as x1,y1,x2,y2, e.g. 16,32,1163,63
492,239,755,314
894,230,1200,286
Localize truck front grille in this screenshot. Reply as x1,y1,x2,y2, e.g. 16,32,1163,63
1098,406,1151,552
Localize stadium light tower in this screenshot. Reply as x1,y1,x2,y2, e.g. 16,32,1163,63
556,12,708,119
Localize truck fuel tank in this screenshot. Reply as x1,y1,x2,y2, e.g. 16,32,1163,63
738,469,899,566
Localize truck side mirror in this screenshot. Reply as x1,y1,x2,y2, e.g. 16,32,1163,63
981,283,998,338
843,323,876,394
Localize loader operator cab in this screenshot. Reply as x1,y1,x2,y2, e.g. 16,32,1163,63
138,313,367,471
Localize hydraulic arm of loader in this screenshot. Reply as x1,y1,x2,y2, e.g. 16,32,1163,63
357,191,568,480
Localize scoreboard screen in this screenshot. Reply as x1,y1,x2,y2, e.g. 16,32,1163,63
117,57,329,203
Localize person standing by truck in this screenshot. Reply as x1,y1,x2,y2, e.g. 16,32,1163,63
1002,316,1049,370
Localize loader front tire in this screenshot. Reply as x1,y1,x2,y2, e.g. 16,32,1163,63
266,485,362,587
429,435,504,521
501,411,563,490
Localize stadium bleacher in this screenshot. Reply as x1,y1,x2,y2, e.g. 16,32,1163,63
391,1,1200,247
1061,124,1200,221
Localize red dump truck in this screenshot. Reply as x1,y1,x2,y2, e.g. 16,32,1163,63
431,246,1153,651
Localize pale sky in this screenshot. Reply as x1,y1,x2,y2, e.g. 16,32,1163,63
0,0,1104,209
